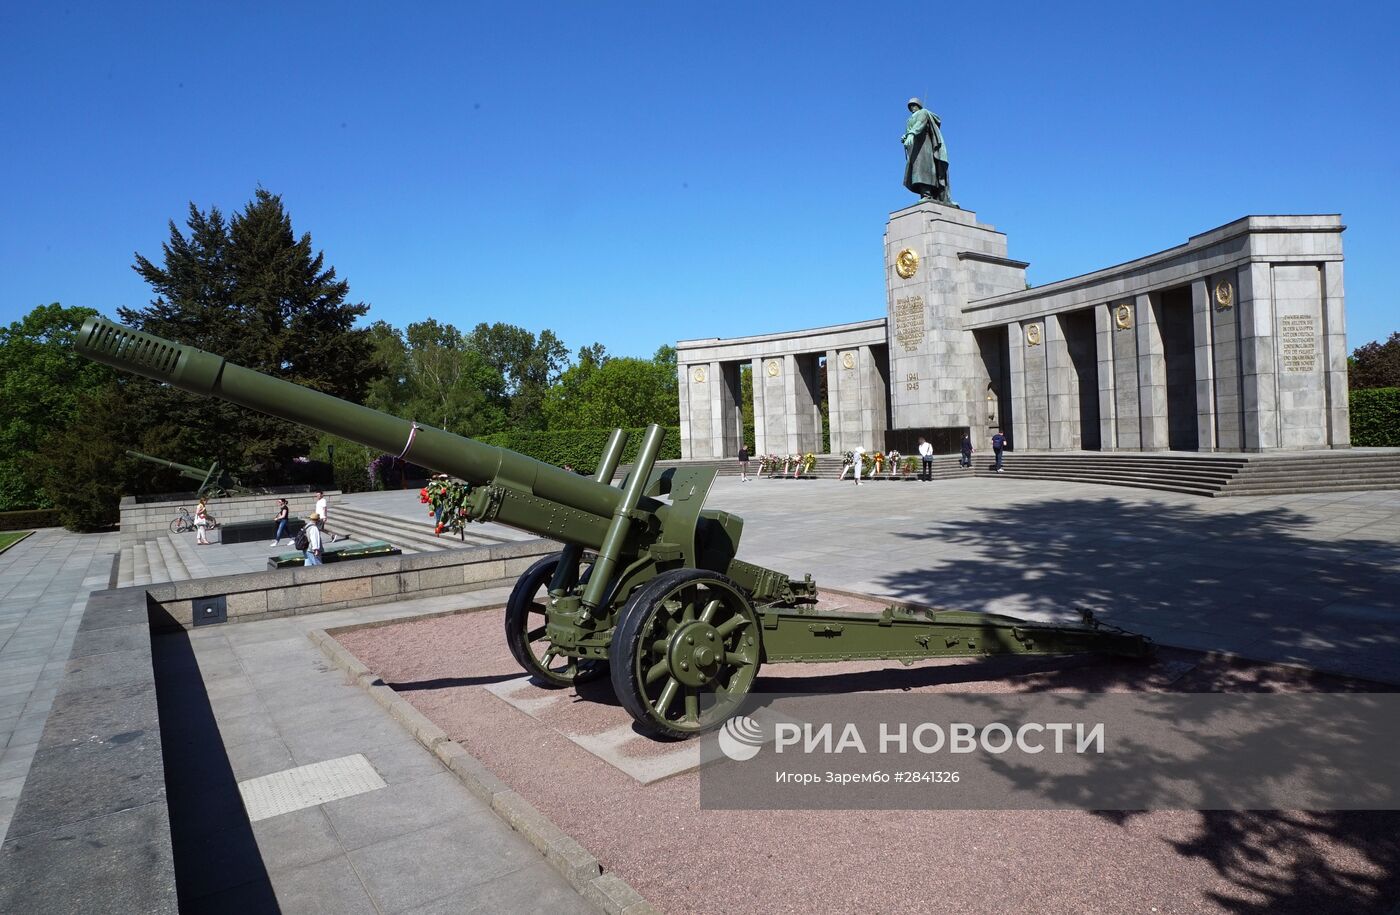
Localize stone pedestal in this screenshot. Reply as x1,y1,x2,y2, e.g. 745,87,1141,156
884,202,1027,449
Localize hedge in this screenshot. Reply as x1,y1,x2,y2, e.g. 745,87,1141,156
478,427,682,474
1350,387,1400,447
0,508,61,531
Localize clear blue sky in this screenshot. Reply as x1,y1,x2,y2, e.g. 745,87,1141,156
2,1,1396,358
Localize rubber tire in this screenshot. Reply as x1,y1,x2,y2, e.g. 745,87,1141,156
503,553,606,687
609,568,758,740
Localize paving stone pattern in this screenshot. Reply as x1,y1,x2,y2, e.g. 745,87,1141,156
0,528,119,841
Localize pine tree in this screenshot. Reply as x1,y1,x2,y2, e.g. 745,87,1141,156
120,189,373,481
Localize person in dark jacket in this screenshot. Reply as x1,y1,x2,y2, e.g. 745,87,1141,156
959,434,973,469
991,432,1007,473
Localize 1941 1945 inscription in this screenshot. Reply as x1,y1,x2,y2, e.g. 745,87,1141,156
1280,314,1318,372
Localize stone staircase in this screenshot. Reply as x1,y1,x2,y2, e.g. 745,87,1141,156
116,533,196,587
327,505,521,553
1215,451,1400,496
965,450,1400,497
651,449,1400,497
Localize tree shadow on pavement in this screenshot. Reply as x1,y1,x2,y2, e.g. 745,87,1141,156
872,494,1400,915
879,495,1400,667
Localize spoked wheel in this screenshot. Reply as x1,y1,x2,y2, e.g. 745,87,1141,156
169,518,189,534
504,553,607,687
610,569,761,739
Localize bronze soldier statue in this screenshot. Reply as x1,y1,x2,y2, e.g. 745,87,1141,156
902,98,953,205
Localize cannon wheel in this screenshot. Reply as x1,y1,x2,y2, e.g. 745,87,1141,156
610,568,761,739
504,553,607,688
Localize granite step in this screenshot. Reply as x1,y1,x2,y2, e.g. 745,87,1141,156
328,506,486,553
116,544,136,589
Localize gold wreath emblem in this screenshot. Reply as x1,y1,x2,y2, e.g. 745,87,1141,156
841,351,855,369
1114,303,1132,330
692,367,706,383
766,360,780,377
1214,280,1234,310
895,248,920,279
1026,323,1042,346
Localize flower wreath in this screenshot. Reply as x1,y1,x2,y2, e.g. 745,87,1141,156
420,474,474,537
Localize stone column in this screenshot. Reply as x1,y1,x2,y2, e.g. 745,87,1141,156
857,345,881,452
750,356,768,457
707,361,729,459
1111,301,1141,449
787,354,822,454
1095,304,1117,450
677,363,693,459
1191,279,1217,451
1135,293,1169,450
1007,323,1028,452
1210,271,1245,451
1046,315,1075,450
1021,320,1050,449
1272,264,1329,448
1322,260,1350,446
826,348,843,454
1238,263,1277,451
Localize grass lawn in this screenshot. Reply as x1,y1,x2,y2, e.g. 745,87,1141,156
0,530,33,553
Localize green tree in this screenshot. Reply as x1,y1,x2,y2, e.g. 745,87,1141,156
120,189,374,481
400,319,509,436
1350,333,1400,390
543,346,679,429
0,304,114,510
37,383,139,530
466,322,569,431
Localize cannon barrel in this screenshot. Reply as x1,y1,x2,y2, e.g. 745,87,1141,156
125,450,209,478
77,317,660,548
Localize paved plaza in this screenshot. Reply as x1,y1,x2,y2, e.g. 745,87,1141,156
2,474,1400,910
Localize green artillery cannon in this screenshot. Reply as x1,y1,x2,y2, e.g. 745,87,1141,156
125,449,243,499
77,317,1153,739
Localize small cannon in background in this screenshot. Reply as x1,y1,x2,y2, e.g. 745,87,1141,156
125,449,244,499
78,317,1152,739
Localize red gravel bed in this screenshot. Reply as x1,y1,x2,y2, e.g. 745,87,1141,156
334,608,1400,915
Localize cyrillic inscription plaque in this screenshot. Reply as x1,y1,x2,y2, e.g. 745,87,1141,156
1280,314,1318,373
894,295,925,351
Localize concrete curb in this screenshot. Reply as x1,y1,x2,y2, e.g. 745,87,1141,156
309,627,658,915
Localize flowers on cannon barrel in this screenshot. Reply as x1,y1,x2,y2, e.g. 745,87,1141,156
420,474,474,538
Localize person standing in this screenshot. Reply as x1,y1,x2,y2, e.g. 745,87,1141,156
959,433,973,469
194,497,211,545
737,443,751,482
270,498,289,547
991,431,1007,473
314,490,345,542
303,512,324,565
852,446,866,486
917,437,934,482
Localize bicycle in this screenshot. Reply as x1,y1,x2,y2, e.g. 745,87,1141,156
170,506,219,535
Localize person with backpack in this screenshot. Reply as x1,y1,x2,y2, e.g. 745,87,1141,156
991,431,1007,473
298,512,324,565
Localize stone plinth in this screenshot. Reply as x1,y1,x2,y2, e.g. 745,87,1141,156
884,201,1027,449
